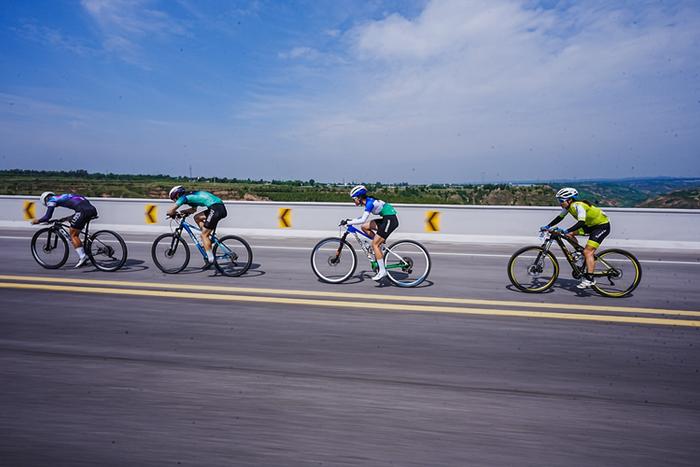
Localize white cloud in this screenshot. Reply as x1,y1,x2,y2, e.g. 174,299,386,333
246,0,700,182
13,23,96,55
80,0,187,65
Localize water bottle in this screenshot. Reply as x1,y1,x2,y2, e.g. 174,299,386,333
573,251,584,268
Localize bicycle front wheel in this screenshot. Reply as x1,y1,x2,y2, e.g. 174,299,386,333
151,233,190,274
383,240,431,287
591,249,642,298
310,237,357,283
214,235,253,277
31,227,69,269
88,230,128,271
507,246,559,293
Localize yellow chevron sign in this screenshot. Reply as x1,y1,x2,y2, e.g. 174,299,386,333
145,204,158,224
278,208,292,228
23,201,36,220
425,211,440,232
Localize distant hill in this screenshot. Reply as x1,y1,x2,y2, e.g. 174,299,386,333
1,170,698,208
551,177,700,207
637,189,700,209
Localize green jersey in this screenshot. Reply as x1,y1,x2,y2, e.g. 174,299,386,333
175,191,222,208
561,201,609,227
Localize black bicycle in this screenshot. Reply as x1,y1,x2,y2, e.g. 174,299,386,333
151,213,252,277
507,228,642,297
31,216,128,271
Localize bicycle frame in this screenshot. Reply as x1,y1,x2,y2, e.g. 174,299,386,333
171,217,227,260
46,216,92,247
539,230,608,279
339,224,407,271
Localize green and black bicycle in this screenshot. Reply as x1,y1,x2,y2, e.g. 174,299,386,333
507,228,642,298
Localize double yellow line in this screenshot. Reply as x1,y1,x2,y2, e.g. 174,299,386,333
0,274,698,328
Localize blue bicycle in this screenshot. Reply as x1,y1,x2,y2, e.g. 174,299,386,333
151,213,252,277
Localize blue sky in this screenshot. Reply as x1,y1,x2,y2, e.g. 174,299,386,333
1,0,699,183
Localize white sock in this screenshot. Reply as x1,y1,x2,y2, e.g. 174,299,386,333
76,247,85,259
207,251,214,262
378,260,386,274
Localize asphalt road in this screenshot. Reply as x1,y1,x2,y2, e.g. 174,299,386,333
1,228,699,466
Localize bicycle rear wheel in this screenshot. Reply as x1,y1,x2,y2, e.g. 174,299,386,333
213,235,253,277
591,249,642,298
507,246,559,293
383,240,431,287
151,233,190,274
310,237,357,283
88,230,128,271
31,228,69,269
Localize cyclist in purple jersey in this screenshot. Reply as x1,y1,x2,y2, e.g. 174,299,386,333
32,192,98,267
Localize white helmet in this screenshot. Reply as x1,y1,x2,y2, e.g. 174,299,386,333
39,191,55,206
555,187,578,200
169,185,185,201
350,185,367,198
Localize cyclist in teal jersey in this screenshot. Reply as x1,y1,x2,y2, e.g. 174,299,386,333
341,185,399,281
167,186,227,265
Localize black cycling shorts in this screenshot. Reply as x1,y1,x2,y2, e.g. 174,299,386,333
69,204,98,230
376,214,399,240
202,203,227,230
578,222,610,248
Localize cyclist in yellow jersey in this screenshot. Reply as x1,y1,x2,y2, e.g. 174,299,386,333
541,187,611,289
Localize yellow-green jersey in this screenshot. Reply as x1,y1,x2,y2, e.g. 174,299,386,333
560,201,609,227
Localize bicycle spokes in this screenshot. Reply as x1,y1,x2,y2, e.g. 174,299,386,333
383,240,430,287
590,249,641,297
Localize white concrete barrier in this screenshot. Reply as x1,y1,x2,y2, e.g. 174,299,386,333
2,195,699,250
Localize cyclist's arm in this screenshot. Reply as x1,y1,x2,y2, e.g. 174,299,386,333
346,210,370,226
565,204,587,234
35,205,56,224
544,209,567,228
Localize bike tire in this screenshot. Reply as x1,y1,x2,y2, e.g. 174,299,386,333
383,239,431,287
31,227,69,269
310,237,357,283
507,246,559,293
88,230,128,272
213,235,253,277
151,233,190,274
591,248,642,298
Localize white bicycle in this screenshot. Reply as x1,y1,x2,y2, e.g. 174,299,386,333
310,223,431,287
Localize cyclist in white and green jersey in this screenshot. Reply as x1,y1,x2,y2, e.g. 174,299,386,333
341,185,399,281
542,187,611,289
166,186,227,265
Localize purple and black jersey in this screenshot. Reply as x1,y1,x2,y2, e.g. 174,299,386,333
37,194,95,223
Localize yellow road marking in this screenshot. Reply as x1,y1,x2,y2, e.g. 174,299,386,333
0,274,697,318
0,282,698,328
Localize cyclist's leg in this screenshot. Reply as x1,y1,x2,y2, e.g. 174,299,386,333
372,216,398,280
584,224,611,274
199,204,226,261
193,210,207,229
69,209,91,266
361,220,377,239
